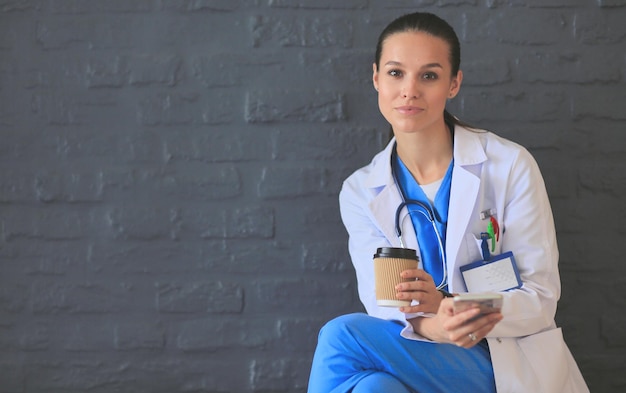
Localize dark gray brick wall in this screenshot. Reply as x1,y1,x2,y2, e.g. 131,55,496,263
0,1,624,392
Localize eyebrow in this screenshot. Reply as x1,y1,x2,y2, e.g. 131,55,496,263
384,61,444,69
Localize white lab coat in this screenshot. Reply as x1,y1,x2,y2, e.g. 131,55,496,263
339,126,589,393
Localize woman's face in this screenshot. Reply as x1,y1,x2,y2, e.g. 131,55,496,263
373,31,462,136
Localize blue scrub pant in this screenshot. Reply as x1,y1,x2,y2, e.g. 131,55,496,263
307,313,496,393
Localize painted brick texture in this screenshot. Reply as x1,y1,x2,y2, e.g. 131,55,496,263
0,1,625,392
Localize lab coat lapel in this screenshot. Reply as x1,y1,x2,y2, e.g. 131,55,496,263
364,140,419,251
369,185,407,249
446,128,486,289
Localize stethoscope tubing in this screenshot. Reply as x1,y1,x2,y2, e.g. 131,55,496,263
391,147,448,290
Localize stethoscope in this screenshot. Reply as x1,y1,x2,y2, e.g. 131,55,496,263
391,146,448,290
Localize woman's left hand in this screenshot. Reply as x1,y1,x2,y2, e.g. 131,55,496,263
395,268,443,314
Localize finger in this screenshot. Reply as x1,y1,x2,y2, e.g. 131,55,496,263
454,313,503,348
400,269,433,282
395,279,431,292
443,308,482,330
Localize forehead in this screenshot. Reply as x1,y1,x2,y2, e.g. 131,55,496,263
380,31,451,67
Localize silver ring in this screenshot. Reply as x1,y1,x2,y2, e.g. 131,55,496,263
468,333,478,341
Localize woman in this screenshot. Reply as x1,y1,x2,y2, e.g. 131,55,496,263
307,12,588,393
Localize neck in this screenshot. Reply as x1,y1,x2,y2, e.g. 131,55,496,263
394,122,453,185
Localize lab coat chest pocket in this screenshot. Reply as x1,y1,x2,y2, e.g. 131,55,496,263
517,328,568,392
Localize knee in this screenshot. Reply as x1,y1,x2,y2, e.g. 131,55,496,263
352,372,412,393
318,313,370,341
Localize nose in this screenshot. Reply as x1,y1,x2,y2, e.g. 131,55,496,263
402,79,420,99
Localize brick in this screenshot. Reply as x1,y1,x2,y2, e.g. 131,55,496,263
461,57,512,86
0,1,33,12
574,11,626,44
379,0,436,7
461,89,568,122
34,170,104,202
0,323,49,351
597,0,626,6
2,207,88,240
302,241,352,273
102,164,242,200
463,10,571,45
523,0,588,6
276,318,327,352
570,119,626,155
87,241,223,274
600,313,626,347
18,323,50,351
48,0,155,13
225,206,275,239
52,129,135,160
131,359,248,392
31,92,119,126
156,281,244,313
0,362,23,393
252,278,355,314
245,89,346,123
125,130,167,162
534,162,577,200
160,164,242,200
0,284,26,313
517,50,621,83
300,50,372,88
31,281,133,314
19,241,89,276
36,18,133,50
303,204,344,227
251,15,353,48
268,0,367,8
163,128,267,163
127,54,182,86
30,93,82,125
63,321,114,351
271,127,383,161
191,52,284,88
85,56,126,88
0,59,16,91
175,318,276,352
114,320,165,351
137,92,234,125
258,166,328,198
250,358,310,391
106,207,180,240
159,0,239,12
25,360,132,391
496,123,563,152
572,86,626,120
204,240,303,274
0,169,35,202
437,0,477,5
578,161,626,197
187,205,275,239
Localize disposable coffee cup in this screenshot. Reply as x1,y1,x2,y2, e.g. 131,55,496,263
373,247,419,307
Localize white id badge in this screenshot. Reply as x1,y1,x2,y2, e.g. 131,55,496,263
460,251,522,292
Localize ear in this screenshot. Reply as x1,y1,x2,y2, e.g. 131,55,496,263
372,63,379,91
448,70,463,98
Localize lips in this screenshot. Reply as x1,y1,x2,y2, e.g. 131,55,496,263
395,105,423,115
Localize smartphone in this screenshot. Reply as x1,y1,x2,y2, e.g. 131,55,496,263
453,293,503,316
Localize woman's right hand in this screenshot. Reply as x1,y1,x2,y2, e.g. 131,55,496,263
410,298,502,348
